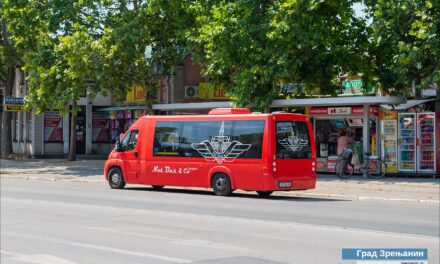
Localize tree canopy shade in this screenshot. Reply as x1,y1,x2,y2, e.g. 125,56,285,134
97,0,194,108
365,0,440,95
190,0,370,111
2,0,194,160
3,0,106,160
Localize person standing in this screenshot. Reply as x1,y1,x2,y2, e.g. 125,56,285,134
337,130,354,156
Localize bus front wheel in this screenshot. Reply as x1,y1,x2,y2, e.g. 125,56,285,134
108,167,126,189
211,173,232,196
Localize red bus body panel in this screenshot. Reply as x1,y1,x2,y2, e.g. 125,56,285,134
104,113,316,192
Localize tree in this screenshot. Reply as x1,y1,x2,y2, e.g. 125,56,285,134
97,0,194,112
3,0,104,161
365,0,440,95
190,0,369,111
0,12,19,158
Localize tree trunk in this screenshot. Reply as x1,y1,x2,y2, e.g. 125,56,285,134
1,65,15,158
68,101,77,161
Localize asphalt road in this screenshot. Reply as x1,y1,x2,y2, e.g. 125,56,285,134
1,179,439,264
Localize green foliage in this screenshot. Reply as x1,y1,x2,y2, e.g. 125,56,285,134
190,0,370,111
3,0,104,113
365,0,440,94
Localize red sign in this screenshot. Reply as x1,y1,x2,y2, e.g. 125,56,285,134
310,106,378,116
44,112,63,142
352,106,378,115
93,112,110,143
309,108,327,115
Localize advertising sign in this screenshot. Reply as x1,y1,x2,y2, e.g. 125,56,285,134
341,80,363,95
422,83,438,97
4,97,25,111
44,112,63,142
199,82,227,99
92,112,110,143
126,85,146,104
328,107,352,115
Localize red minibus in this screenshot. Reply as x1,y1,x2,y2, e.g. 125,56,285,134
104,108,316,196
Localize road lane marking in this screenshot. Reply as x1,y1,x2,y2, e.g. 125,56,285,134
2,197,439,239
78,226,256,253
2,232,190,263
1,250,78,264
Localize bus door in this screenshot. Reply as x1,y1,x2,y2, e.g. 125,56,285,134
119,129,140,180
275,121,313,187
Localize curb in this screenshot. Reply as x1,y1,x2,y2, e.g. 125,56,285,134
2,175,438,205
1,175,105,184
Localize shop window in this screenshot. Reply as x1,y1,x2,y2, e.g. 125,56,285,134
276,121,311,159
120,129,139,151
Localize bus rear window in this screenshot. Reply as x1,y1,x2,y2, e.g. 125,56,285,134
276,121,311,159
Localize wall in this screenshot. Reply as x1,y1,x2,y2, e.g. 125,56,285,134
170,65,184,103
92,143,113,155
44,143,64,156
183,54,202,86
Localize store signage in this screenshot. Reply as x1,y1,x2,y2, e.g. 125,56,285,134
422,83,437,97
4,97,25,111
199,82,227,99
92,112,110,143
44,112,63,142
380,111,397,120
328,107,351,115
279,83,302,95
351,106,379,115
341,80,363,95
126,85,146,104
310,106,379,115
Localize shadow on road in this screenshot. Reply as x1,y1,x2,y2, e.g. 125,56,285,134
123,186,349,202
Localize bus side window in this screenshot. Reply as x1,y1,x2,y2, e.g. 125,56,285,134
127,130,139,151
120,130,139,151
153,122,181,156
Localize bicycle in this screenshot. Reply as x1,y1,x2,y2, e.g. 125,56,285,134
335,148,387,179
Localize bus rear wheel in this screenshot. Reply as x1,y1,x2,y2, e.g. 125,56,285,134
108,167,125,189
212,173,232,196
256,191,273,197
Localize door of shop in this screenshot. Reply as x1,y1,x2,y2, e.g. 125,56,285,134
70,106,86,154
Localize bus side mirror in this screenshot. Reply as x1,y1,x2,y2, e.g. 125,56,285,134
115,140,122,152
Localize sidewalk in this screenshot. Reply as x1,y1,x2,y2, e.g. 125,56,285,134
1,159,439,204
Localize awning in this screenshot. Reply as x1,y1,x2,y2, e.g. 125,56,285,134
270,96,406,108
95,105,147,111
381,98,439,110
153,101,233,111
95,101,233,111
96,96,408,112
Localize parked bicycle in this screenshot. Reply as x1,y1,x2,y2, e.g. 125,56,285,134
335,148,387,179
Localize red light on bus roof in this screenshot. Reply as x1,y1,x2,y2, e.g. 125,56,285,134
208,108,251,115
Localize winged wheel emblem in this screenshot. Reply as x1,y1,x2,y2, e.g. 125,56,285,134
278,136,308,152
191,122,251,164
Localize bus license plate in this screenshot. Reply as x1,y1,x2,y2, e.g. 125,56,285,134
278,181,292,188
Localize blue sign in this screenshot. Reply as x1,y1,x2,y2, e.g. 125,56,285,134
4,97,24,105
342,248,428,260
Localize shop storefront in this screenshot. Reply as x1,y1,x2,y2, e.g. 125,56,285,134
310,106,379,173
270,96,410,175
